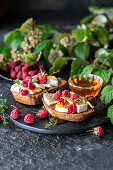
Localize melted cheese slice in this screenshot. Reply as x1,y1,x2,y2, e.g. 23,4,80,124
55,103,68,113
43,93,58,106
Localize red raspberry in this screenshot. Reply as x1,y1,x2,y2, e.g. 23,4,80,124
26,76,32,82
21,80,28,87
38,64,44,70
32,63,38,69
9,61,18,69
85,95,96,104
15,65,22,73
28,81,36,90
28,71,36,77
24,114,35,124
22,66,29,73
93,126,104,136
22,73,29,80
39,110,48,119
59,98,67,105
71,94,79,101
17,71,22,80
21,62,27,67
62,90,70,98
3,65,10,73
10,109,21,119
39,76,47,84
20,89,29,96
10,71,17,79
68,104,77,114
54,91,62,100
36,76,40,84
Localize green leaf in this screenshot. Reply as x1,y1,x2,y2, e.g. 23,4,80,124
1,48,11,59
100,85,113,105
24,53,36,66
57,33,68,41
70,59,89,76
44,41,53,62
0,45,4,53
20,18,34,33
81,64,96,75
80,14,94,24
10,36,24,50
4,29,20,45
49,57,71,74
108,105,113,124
73,43,89,60
89,6,106,15
107,55,113,70
72,25,87,42
34,40,49,53
93,69,111,84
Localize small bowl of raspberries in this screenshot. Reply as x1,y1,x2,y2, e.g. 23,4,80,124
1,60,46,81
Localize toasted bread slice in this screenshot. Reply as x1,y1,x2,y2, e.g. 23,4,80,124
11,78,67,105
43,98,95,122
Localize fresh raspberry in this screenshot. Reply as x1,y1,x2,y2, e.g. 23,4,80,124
21,62,27,67
22,73,29,80
22,66,29,73
26,76,32,82
3,65,10,73
39,110,48,119
20,89,29,96
85,95,96,104
39,76,47,84
15,65,22,73
71,94,79,101
10,71,17,79
68,104,77,114
59,98,67,105
32,63,38,69
36,76,40,84
28,81,36,90
17,71,22,80
93,126,104,136
38,64,45,70
10,109,21,119
21,80,28,87
28,71,36,77
9,61,18,69
54,91,62,100
24,114,35,124
62,90,70,98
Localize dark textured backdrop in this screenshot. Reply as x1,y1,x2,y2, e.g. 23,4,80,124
5,0,113,13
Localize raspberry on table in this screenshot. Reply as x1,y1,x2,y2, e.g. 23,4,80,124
93,126,104,136
9,61,18,69
54,91,62,100
15,65,22,73
28,81,36,90
68,104,77,114
17,71,22,80
10,71,17,79
39,110,48,119
62,90,70,98
10,109,21,119
20,89,29,96
21,80,28,87
24,114,35,124
22,66,29,73
71,94,79,101
39,76,47,84
3,65,10,73
22,73,29,80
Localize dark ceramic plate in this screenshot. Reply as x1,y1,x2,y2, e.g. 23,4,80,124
5,90,109,135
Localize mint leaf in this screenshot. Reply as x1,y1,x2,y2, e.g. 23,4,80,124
34,40,49,53
70,59,89,76
72,25,87,42
108,105,113,124
80,14,94,24
81,64,96,75
44,41,53,62
4,29,20,46
10,36,24,50
93,69,111,84
49,57,71,74
100,85,113,105
74,43,89,60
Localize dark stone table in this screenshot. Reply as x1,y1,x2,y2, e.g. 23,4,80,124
0,11,113,170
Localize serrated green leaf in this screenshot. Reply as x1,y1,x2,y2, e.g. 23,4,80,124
100,85,113,105
72,26,87,42
34,40,49,53
93,69,111,84
73,43,89,60
4,28,20,46
49,57,71,74
10,36,24,50
108,105,113,124
44,41,53,62
20,18,34,33
80,14,94,24
70,59,89,76
81,64,96,75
